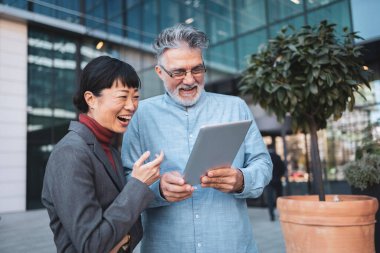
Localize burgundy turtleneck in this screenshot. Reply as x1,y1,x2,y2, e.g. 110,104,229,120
79,114,116,171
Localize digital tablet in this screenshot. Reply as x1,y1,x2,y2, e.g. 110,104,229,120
183,120,252,185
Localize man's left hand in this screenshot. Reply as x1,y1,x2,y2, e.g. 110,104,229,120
200,168,244,193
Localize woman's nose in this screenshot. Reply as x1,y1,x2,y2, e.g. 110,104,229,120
124,98,136,111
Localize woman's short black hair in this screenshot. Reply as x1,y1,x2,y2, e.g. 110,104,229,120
73,55,141,113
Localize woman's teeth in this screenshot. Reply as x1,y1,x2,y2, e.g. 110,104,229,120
117,116,131,122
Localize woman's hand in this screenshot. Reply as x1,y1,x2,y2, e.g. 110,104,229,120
131,151,164,186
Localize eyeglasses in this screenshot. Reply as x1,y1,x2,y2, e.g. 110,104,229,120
159,62,207,80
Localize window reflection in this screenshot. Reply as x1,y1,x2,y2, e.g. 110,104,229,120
27,29,77,209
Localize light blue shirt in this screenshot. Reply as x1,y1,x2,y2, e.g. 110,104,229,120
122,91,272,253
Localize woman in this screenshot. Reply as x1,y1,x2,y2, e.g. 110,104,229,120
41,56,163,253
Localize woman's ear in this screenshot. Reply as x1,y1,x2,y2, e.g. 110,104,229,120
84,91,95,110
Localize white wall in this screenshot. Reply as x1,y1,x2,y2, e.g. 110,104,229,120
0,18,27,213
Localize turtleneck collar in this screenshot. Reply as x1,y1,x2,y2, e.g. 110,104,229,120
79,114,115,145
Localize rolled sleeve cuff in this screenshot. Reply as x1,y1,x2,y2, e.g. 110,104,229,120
233,168,264,199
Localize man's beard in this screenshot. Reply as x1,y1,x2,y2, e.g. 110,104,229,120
164,83,204,107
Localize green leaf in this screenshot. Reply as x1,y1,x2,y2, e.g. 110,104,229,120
310,83,318,94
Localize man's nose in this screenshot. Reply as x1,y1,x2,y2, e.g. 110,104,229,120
182,71,196,85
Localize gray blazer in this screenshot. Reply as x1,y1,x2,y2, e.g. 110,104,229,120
41,121,154,253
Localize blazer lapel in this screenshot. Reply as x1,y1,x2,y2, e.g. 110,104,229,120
69,121,123,192
93,142,124,192
112,148,126,187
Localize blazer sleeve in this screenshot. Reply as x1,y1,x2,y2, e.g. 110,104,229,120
43,144,154,253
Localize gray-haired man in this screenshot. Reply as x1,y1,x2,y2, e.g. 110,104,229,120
122,23,272,253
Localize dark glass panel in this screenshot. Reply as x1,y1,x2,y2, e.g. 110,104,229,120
307,0,351,34
237,29,267,70
160,0,180,29
126,1,142,41
236,0,266,34
207,40,236,70
306,0,340,9
2,0,28,9
31,0,80,24
142,0,158,44
269,15,305,38
85,0,106,31
182,0,206,33
206,0,234,43
268,0,304,23
27,28,77,209
107,0,124,36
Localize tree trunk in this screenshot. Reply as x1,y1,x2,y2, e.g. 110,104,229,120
307,116,325,201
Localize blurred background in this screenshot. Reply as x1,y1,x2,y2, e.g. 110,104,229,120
0,0,379,213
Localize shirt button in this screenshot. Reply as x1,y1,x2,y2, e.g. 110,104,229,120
195,214,199,218
197,243,202,247
190,134,193,138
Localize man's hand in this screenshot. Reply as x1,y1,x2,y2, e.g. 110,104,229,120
201,167,244,193
160,171,194,202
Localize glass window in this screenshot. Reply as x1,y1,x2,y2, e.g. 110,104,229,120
269,15,305,38
236,0,266,34
85,0,106,31
206,0,234,43
307,0,351,34
182,0,206,32
306,0,340,9
268,0,304,23
27,28,77,209
160,0,181,29
2,0,28,9
126,1,142,42
107,1,125,36
207,40,237,71
142,0,158,44
237,29,267,70
31,0,81,24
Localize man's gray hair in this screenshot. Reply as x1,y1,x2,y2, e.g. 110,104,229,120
153,23,209,59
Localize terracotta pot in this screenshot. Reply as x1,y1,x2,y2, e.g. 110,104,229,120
351,184,380,252
277,195,378,253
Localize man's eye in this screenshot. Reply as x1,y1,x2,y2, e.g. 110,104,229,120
192,66,205,74
172,70,186,76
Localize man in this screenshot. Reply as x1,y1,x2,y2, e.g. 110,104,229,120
122,24,272,253
266,144,286,221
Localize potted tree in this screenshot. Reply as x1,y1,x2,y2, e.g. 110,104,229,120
240,20,378,252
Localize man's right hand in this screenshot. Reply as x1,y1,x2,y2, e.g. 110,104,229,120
160,171,194,202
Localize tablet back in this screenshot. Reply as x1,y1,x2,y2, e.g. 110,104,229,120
183,120,252,185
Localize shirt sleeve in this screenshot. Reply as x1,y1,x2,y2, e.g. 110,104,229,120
233,99,273,199
121,111,171,208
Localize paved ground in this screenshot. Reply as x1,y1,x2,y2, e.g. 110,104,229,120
0,207,285,253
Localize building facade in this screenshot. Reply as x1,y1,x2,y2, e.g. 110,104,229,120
0,0,379,212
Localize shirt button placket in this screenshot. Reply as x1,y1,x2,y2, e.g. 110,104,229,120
193,190,202,252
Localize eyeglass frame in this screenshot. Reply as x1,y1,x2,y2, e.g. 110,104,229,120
158,62,207,79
